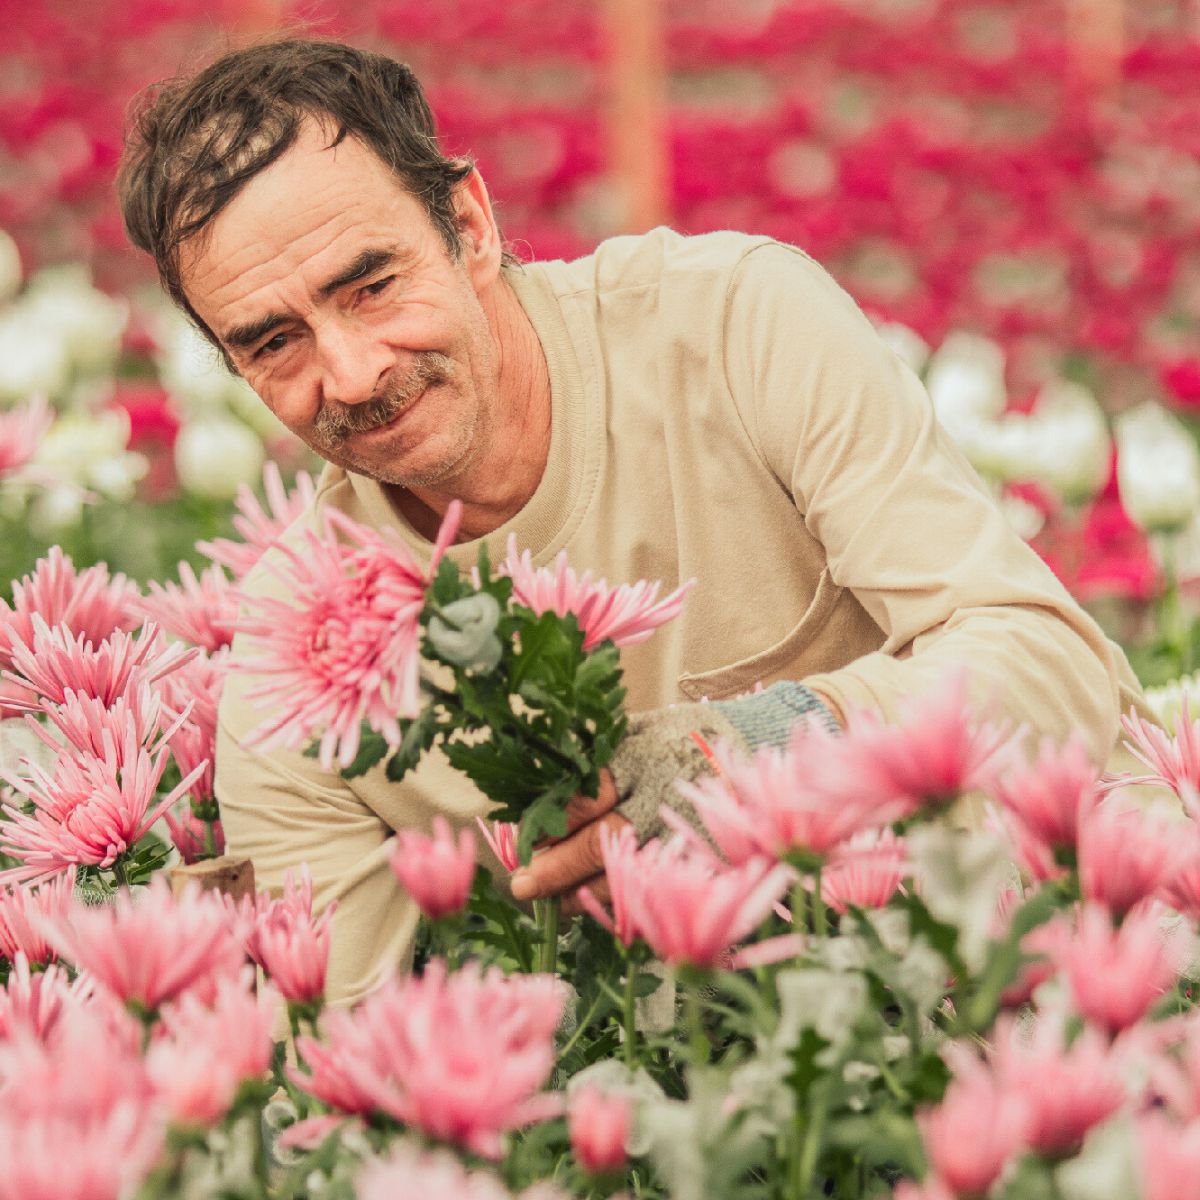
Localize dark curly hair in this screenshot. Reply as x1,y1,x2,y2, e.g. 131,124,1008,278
118,38,475,344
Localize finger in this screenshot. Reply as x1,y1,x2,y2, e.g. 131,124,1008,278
511,810,629,901
537,769,618,847
560,873,611,919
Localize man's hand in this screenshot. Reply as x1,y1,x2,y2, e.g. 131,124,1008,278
509,768,621,915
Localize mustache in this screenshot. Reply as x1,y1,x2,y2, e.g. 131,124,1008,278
314,352,455,445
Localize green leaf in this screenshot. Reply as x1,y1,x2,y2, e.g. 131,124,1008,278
905,1051,951,1105
385,710,442,783
340,729,389,779
515,785,576,864
786,1026,830,1101
899,892,970,984
962,884,1065,1032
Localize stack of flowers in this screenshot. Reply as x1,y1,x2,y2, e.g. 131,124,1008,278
0,470,1200,1196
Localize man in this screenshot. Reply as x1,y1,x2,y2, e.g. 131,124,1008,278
119,39,1145,1004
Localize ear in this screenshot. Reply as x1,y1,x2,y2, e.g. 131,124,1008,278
453,167,502,290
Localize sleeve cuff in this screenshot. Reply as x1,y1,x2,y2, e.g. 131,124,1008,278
711,681,842,749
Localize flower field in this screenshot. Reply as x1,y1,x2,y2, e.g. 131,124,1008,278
3,1,1200,1198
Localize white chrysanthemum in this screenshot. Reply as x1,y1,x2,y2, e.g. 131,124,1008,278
1115,402,1200,534
174,417,265,500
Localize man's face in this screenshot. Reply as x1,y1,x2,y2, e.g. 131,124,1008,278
181,119,498,488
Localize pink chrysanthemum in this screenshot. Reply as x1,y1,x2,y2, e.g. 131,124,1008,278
157,646,228,734
1163,836,1200,921
1109,699,1200,803
197,461,318,580
158,647,230,808
43,878,243,1014
821,829,908,913
0,868,76,965
292,1007,380,1117
0,708,206,883
146,970,278,1128
29,682,167,763
0,955,81,1041
133,561,239,652
1078,803,1183,919
237,503,460,770
843,672,1015,816
677,726,890,866
0,395,52,477
991,1013,1126,1158
294,959,566,1159
477,817,520,873
0,998,164,1200
918,1051,1029,1199
0,547,139,671
390,816,477,920
502,537,692,652
989,733,1101,853
164,806,224,863
1055,903,1181,1035
1136,1115,1200,1200
3,617,195,710
569,1088,631,1176
233,868,335,1004
581,823,795,967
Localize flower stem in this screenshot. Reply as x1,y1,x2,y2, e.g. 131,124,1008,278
811,866,827,940
790,877,808,934
203,819,218,859
790,1081,830,1199
684,978,708,1067
534,896,559,975
112,858,130,890
623,961,639,1068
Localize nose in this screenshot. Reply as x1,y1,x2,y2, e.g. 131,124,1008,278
314,318,392,407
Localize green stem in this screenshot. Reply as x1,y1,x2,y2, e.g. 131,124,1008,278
494,900,533,973
556,982,610,1063
1157,533,1192,671
811,866,827,940
534,896,559,975
112,858,130,890
790,877,808,935
623,961,639,1068
684,978,708,1067
790,1083,829,1199
203,819,218,859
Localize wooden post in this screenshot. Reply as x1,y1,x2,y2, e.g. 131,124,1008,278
1065,0,1125,94
171,856,257,905
603,0,671,232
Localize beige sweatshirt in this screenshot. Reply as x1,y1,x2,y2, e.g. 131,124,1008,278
216,228,1147,1004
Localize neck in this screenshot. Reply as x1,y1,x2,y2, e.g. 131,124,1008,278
391,272,552,542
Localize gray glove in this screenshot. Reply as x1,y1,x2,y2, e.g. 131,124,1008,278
612,681,839,843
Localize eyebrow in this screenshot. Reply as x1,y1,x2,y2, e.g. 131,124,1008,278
219,247,403,352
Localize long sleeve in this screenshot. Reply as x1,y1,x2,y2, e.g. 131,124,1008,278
214,662,420,1006
721,242,1126,761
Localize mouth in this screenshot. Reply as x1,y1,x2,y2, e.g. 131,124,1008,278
352,386,431,442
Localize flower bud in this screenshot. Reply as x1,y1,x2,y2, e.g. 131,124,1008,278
569,1087,631,1175
428,592,503,671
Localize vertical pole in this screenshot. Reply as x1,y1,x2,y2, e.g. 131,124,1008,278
1065,0,1125,94
603,0,671,233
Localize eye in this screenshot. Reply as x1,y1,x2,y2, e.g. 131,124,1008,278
361,275,395,299
255,331,291,359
